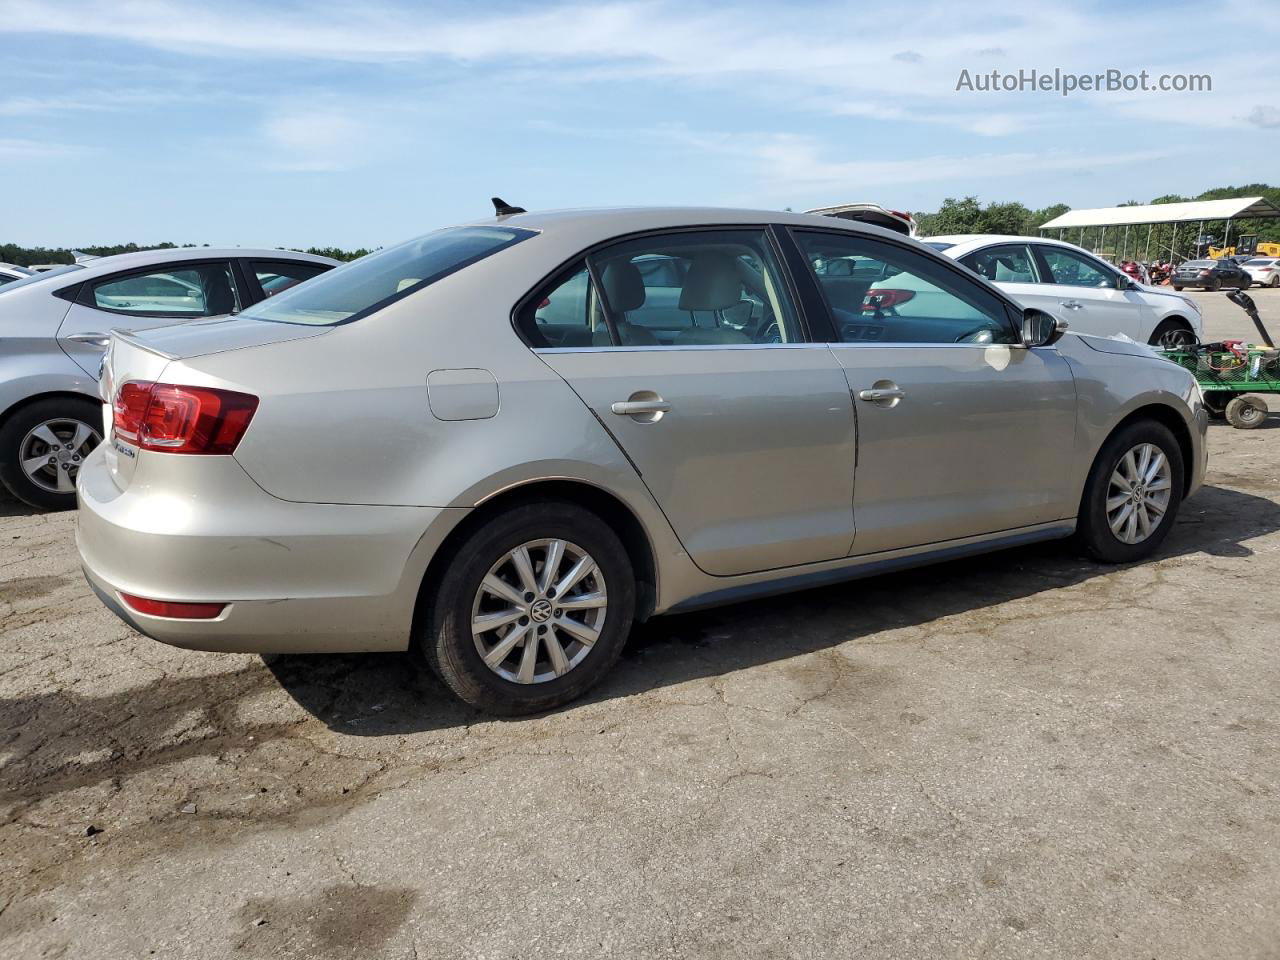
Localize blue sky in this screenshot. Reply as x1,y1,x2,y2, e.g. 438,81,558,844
1,0,1276,249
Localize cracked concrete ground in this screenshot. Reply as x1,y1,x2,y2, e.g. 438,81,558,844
3,291,1280,959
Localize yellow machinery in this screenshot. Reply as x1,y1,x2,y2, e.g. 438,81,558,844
1209,237,1280,259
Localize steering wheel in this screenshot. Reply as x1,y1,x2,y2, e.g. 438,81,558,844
955,326,996,344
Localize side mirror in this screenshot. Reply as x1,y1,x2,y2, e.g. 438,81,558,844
1115,275,1136,291
1023,308,1067,347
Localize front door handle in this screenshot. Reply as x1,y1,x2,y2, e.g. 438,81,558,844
1059,300,1084,310
857,387,905,402
611,400,671,415
65,332,111,347
611,391,671,423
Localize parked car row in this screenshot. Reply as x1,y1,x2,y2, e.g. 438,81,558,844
65,206,1207,714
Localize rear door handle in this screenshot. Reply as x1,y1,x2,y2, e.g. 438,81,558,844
611,400,672,415
1059,300,1084,310
857,387,905,402
65,332,111,347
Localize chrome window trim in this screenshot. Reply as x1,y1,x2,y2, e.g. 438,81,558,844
534,340,1032,354
533,342,832,354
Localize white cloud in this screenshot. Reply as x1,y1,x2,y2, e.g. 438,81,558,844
259,109,378,172
0,137,84,158
747,134,1173,195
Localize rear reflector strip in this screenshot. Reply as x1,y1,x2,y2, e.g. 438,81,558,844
120,593,227,620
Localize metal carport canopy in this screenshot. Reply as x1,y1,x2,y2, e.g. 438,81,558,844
1040,197,1280,229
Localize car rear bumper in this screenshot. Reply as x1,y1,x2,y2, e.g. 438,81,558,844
76,445,468,653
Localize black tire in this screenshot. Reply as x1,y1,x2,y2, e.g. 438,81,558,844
1239,278,1251,290
1226,394,1268,429
1172,285,1184,292
1075,420,1184,563
421,501,636,715
1269,275,1279,288
1208,278,1221,292
0,396,103,511
1148,319,1196,349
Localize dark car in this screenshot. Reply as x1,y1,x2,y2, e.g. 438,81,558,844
1172,259,1251,291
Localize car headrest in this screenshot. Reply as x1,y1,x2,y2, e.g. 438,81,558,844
600,261,645,313
679,254,742,312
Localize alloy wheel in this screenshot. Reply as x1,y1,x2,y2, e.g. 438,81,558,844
19,418,101,494
471,538,608,684
1106,443,1173,545
1156,327,1196,349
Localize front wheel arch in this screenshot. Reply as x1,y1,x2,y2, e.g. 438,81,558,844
1088,404,1196,500
1147,316,1196,348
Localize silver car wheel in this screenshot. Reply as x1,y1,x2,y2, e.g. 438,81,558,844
471,538,608,684
19,418,101,494
1106,442,1172,545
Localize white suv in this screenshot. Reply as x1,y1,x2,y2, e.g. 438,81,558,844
924,235,1203,347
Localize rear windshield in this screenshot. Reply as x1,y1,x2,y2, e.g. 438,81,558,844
1245,258,1276,265
242,226,536,326
0,262,84,294
1183,260,1213,268
923,241,955,252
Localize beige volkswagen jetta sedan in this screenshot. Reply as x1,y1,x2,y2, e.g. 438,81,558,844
78,207,1208,714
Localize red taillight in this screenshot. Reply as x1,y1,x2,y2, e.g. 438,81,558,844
112,381,258,454
863,288,915,311
120,593,227,619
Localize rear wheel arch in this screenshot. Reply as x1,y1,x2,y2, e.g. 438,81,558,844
412,479,659,644
0,389,101,432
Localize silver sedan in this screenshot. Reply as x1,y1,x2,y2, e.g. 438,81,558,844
77,207,1208,714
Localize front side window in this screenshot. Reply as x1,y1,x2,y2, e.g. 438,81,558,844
244,226,534,326
91,263,238,316
250,259,330,298
1037,247,1116,288
794,230,1019,345
520,229,800,348
960,244,1039,284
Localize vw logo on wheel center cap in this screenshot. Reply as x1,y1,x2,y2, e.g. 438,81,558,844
530,599,553,623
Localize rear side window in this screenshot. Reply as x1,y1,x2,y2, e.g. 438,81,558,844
91,263,239,317
249,260,330,298
518,229,801,348
243,226,534,326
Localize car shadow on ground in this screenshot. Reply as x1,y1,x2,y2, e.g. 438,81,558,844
4,482,1278,813
0,491,39,518
261,481,1280,735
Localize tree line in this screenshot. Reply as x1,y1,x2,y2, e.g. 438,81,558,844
5,182,1276,269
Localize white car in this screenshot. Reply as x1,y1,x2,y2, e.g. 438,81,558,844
920,235,1203,347
0,262,32,286
1243,257,1280,288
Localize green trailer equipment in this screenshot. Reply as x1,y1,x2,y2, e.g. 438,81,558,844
1159,289,1278,429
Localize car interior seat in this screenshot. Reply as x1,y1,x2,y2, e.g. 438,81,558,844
592,260,660,346
674,254,751,345
203,268,238,316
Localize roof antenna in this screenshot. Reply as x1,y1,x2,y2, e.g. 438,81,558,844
491,196,526,216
